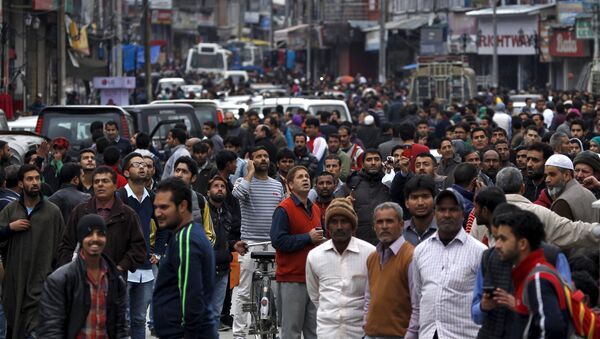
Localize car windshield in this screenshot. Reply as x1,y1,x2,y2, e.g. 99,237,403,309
147,113,195,140
191,105,217,125
191,52,224,69
43,112,122,141
308,105,347,121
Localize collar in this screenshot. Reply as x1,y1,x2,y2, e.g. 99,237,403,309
376,235,406,255
323,237,361,254
290,193,312,210
172,144,185,152
512,248,546,288
432,227,468,244
506,194,531,203
405,217,438,233
199,160,210,171
114,135,121,143
95,197,115,210
124,184,149,202
451,184,474,201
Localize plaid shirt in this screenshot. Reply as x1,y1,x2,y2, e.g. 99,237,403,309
76,253,109,339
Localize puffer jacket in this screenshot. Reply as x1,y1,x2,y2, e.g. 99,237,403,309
37,253,128,339
347,170,390,245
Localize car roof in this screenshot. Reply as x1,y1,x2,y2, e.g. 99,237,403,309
151,99,219,106
251,98,347,106
158,77,185,83
123,103,196,112
39,105,130,116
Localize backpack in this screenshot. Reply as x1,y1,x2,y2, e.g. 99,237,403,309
522,264,600,339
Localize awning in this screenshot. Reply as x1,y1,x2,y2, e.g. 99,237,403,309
274,24,309,44
362,16,428,33
402,63,417,70
348,20,377,30
67,50,108,81
274,24,323,49
466,4,555,17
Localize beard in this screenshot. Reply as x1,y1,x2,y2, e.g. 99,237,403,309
527,167,544,180
24,187,40,198
482,168,498,181
209,194,225,203
548,183,566,200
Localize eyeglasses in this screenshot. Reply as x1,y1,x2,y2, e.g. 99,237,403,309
129,161,148,168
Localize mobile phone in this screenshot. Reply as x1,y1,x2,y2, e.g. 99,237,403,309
483,286,496,294
385,156,394,165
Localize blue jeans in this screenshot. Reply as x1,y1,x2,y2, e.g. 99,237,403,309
210,271,229,324
127,280,154,339
0,302,5,339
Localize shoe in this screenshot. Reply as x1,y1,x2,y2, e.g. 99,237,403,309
218,322,231,331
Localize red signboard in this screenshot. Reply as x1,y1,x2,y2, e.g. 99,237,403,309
32,0,55,10
549,29,587,57
152,9,172,25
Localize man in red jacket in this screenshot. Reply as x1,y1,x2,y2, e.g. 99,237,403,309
270,165,324,339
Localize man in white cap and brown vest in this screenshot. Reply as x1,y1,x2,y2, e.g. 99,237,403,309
544,153,600,222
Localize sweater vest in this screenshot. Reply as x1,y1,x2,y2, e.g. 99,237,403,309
552,179,600,223
275,197,320,283
365,241,414,337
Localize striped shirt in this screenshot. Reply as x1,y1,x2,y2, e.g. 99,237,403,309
412,228,486,339
233,176,284,241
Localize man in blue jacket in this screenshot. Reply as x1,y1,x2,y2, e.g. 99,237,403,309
152,177,217,339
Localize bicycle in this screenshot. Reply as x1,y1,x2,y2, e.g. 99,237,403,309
241,241,278,339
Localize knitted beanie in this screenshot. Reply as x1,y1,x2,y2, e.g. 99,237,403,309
77,214,108,243
325,198,358,229
574,150,600,174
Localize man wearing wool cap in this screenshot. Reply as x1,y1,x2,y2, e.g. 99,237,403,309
305,198,376,338
545,153,600,222
573,150,600,198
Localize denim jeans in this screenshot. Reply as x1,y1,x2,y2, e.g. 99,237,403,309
210,271,230,324
0,302,5,339
127,280,154,339
147,264,158,331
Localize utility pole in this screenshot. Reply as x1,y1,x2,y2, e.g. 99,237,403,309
115,0,123,76
594,0,599,72
284,0,290,27
492,0,498,88
58,0,66,104
143,0,152,101
269,0,274,50
306,0,312,84
238,0,244,39
378,0,386,83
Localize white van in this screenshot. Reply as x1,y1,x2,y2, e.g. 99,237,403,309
249,98,352,121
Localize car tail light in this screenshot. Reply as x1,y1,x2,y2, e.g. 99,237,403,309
119,115,131,138
35,116,43,134
217,109,223,123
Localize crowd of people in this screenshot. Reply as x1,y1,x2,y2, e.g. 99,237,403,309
1,86,600,339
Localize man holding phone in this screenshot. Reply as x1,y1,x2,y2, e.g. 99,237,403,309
271,165,323,339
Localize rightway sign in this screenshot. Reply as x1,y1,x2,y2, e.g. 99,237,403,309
477,16,537,55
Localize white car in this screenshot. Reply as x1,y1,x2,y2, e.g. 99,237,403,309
8,116,38,132
249,97,352,121
157,77,186,95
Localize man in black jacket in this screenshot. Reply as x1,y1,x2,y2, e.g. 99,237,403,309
206,176,246,330
48,163,91,223
38,214,128,338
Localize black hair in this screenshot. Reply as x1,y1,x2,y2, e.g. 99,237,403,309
316,171,335,182
201,138,213,149
305,117,320,127
121,152,143,171
105,120,118,130
471,127,488,138
250,145,269,159
258,125,272,138
79,148,96,161
5,165,20,188
17,164,39,182
215,150,238,171
391,144,404,156
527,142,554,161
474,186,507,213
96,137,110,154
103,146,121,166
362,148,382,162
92,129,105,143
136,132,151,149
415,152,437,165
156,177,193,213
224,136,242,148
398,123,416,141
192,142,209,154
572,271,599,307
92,166,117,184
90,120,104,133
59,163,82,184
569,255,599,281
294,132,307,141
453,163,478,187
0,140,7,149
493,207,546,250
324,153,341,166
276,148,295,162
492,127,507,137
170,128,187,145
404,174,436,198
174,156,199,177
203,121,217,129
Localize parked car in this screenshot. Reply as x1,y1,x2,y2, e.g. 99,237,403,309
150,99,223,126
509,94,544,114
156,77,186,95
36,105,134,158
248,97,352,121
122,104,202,149
0,131,50,165
8,116,38,132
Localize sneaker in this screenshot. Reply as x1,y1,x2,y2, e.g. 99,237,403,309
218,322,231,331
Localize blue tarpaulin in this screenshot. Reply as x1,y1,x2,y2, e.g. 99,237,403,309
122,44,161,72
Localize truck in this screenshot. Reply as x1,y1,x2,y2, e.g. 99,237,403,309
409,56,477,107
185,43,230,78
